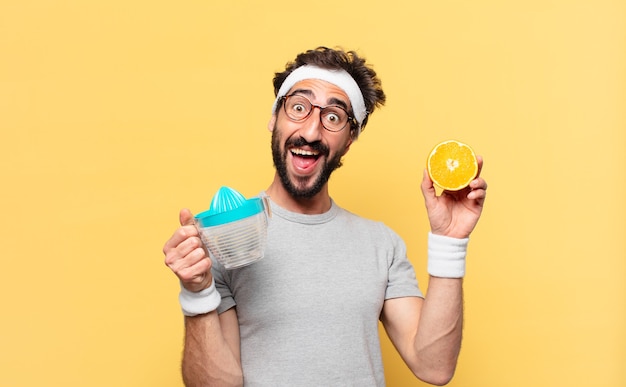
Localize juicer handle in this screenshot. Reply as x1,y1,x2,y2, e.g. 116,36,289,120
262,195,272,218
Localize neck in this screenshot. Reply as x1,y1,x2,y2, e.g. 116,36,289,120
265,174,332,214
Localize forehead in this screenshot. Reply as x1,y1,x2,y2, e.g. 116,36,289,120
288,79,351,108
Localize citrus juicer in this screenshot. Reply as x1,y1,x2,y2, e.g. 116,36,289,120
194,186,271,270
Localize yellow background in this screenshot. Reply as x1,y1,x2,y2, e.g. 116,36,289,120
1,1,624,386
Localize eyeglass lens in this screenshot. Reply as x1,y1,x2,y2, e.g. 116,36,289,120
283,95,349,132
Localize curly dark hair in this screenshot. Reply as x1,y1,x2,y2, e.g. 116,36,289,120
273,47,386,135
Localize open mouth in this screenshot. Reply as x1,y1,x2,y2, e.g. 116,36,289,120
290,147,322,171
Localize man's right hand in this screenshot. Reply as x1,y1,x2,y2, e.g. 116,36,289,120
163,209,213,293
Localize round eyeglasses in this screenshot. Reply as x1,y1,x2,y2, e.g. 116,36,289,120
280,94,356,132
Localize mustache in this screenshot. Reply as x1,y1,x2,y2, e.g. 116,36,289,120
286,137,329,156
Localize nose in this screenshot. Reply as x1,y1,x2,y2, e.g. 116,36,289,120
297,106,324,142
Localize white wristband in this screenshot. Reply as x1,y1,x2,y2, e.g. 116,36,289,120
179,278,221,316
427,232,469,278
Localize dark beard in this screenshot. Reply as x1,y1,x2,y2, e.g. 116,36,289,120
271,129,343,199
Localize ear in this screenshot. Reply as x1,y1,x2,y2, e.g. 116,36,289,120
341,137,353,156
267,115,276,132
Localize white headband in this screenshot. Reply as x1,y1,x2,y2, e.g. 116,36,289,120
271,65,367,134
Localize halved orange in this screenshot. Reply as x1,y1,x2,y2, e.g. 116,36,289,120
427,140,478,191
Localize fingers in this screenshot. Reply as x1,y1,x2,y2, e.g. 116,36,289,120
469,177,487,191
164,229,202,263
163,223,198,256
174,249,212,286
467,177,487,202
164,228,206,270
163,209,213,291
468,156,487,201
164,231,213,289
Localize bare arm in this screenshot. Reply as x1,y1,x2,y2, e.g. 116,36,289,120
164,209,243,386
382,158,486,385
183,309,243,387
381,279,463,386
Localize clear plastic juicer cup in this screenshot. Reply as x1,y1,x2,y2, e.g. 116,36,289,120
194,187,270,270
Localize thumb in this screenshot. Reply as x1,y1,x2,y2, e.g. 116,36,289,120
179,208,195,226
420,169,436,205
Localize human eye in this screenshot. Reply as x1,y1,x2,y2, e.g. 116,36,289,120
286,96,310,119
293,103,306,113
326,112,340,123
322,107,345,125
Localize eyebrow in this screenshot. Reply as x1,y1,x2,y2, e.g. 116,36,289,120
290,88,350,111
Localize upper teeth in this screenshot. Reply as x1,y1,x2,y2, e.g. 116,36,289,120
291,148,319,156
